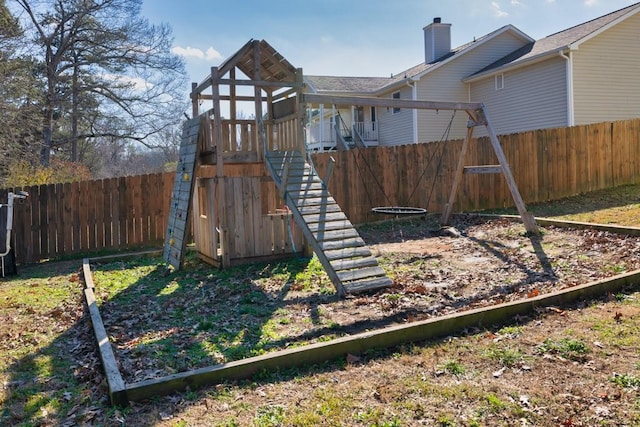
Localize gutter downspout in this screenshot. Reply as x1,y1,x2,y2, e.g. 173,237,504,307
407,79,419,143
1,192,28,257
559,50,575,127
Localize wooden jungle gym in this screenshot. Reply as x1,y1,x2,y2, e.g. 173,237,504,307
163,39,538,297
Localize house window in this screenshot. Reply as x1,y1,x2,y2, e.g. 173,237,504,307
392,91,401,114
371,106,376,131
495,73,504,90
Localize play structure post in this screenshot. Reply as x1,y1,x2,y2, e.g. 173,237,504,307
481,106,539,235
190,82,198,119
211,66,230,267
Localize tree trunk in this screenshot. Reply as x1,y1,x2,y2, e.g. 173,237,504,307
71,54,79,162
41,107,53,166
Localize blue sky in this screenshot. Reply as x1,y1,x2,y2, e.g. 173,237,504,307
141,0,638,84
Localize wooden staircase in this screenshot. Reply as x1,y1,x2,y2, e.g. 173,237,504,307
264,150,392,296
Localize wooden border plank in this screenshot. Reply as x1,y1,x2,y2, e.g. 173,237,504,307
124,266,640,402
81,259,126,406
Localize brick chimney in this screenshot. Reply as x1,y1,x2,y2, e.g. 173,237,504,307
424,17,451,63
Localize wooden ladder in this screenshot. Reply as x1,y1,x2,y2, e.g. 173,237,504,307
265,150,392,296
163,117,201,270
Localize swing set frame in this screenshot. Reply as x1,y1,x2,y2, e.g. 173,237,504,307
302,94,539,235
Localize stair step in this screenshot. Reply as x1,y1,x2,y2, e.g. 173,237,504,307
302,212,348,224
265,149,392,296
286,170,315,179
306,220,354,233
285,174,321,183
289,189,331,199
295,196,337,208
324,246,372,261
318,237,365,251
337,266,387,282
343,277,393,293
330,256,379,271
298,204,342,215
287,182,325,192
314,228,360,242
267,151,303,160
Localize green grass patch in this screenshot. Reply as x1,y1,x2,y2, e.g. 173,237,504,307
484,345,527,367
537,337,590,362
440,359,466,375
611,373,640,389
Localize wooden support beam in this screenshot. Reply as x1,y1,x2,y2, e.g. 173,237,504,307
323,156,335,188
211,66,230,267
482,106,539,235
190,82,198,118
303,93,483,111
273,87,298,101
295,68,305,153
217,78,302,88
279,162,290,199
254,44,264,160
230,68,237,127
194,94,268,102
442,126,474,225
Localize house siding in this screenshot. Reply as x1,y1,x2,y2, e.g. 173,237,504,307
415,31,530,142
573,12,640,125
470,56,568,136
378,85,415,146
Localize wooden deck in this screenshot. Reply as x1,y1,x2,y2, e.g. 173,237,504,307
264,150,392,296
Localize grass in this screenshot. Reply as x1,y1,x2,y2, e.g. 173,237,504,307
484,345,527,367
3,183,640,425
483,182,640,226
537,337,590,361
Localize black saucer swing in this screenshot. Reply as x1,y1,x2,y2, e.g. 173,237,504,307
356,111,457,217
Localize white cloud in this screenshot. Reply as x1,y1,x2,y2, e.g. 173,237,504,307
584,0,598,6
492,1,509,18
510,0,522,5
205,47,223,61
102,74,151,91
172,46,205,59
172,46,223,61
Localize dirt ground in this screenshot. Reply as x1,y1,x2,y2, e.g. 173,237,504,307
95,215,640,385
357,214,640,317
111,215,640,426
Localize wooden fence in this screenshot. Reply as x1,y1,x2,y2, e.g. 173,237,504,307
0,173,175,264
312,118,640,224
2,118,639,265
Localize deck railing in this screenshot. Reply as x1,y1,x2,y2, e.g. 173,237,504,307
353,121,378,141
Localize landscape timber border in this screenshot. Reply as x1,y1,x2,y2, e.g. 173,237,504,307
81,217,640,406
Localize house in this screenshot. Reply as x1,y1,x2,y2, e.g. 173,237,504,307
304,2,640,150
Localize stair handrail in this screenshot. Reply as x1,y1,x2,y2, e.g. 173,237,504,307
351,124,366,149
333,122,351,150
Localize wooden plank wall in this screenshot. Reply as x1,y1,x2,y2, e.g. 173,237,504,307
1,118,639,265
0,172,174,265
224,176,303,262
203,119,258,153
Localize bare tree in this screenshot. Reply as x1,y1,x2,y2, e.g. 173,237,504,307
14,0,188,166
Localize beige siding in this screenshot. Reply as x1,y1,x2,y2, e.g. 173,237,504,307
415,31,530,142
378,85,415,146
573,12,640,125
470,56,568,136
